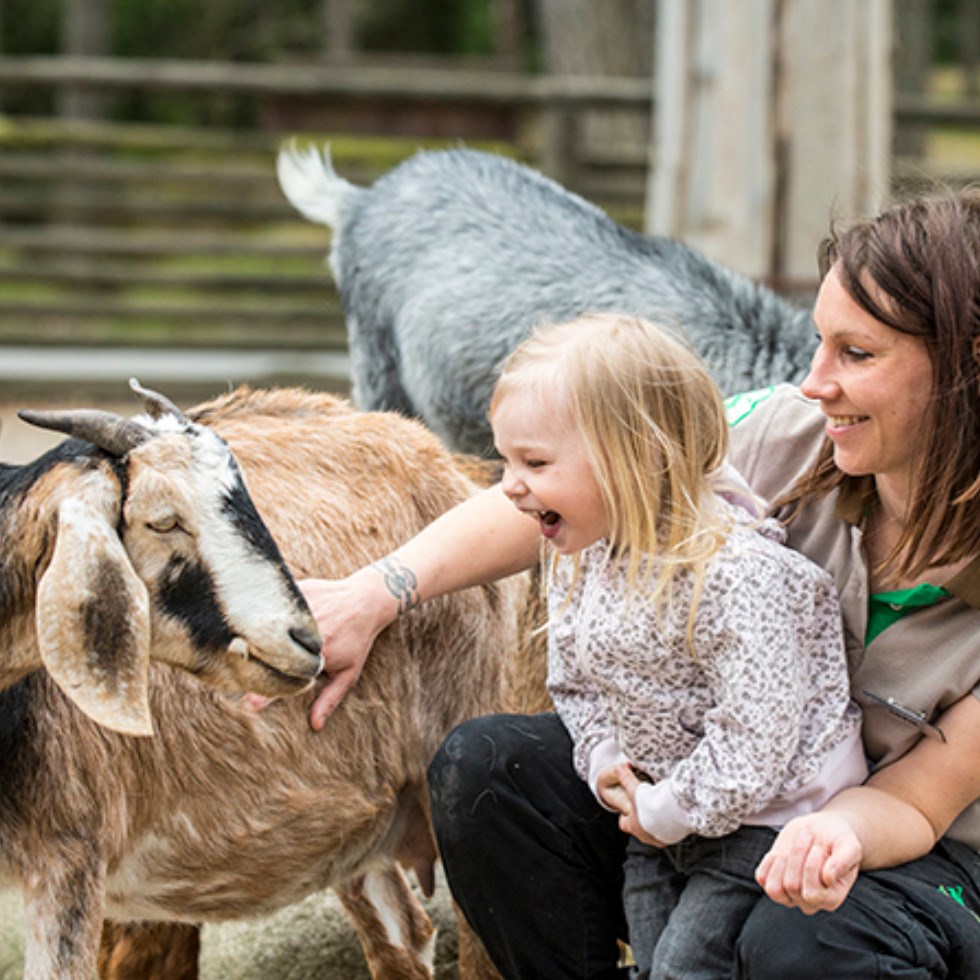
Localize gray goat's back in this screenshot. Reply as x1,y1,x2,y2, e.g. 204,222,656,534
326,148,816,455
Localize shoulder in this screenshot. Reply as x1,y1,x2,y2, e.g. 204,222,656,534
726,385,826,503
705,522,836,603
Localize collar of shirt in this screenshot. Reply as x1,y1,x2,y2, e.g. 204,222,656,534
835,475,980,611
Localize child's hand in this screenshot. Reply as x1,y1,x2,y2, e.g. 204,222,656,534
600,763,668,848
596,764,631,814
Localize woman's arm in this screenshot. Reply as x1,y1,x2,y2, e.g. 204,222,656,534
304,484,540,729
757,691,980,913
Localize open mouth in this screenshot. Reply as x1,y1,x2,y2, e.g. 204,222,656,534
537,510,562,538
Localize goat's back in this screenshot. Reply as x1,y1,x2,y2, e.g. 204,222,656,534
329,149,814,454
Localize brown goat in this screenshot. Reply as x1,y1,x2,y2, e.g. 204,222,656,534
6,386,548,979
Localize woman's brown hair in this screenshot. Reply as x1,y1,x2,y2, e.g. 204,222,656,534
776,188,980,582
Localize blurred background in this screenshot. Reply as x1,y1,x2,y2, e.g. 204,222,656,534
0,2,978,972
0,0,978,457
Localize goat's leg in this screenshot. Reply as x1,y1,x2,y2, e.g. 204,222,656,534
456,906,503,980
336,865,436,979
22,863,106,980
98,920,200,980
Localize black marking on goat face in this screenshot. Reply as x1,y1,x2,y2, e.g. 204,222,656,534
81,559,139,689
221,476,303,603
158,555,235,656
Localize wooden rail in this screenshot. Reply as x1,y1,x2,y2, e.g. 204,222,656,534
1,56,977,369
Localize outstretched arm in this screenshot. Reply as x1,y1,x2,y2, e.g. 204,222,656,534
757,691,980,913
304,484,540,730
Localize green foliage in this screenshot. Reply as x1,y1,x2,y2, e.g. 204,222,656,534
2,0,500,60
0,0,59,55
358,0,497,55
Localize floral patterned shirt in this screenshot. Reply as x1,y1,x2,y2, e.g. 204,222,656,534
547,499,866,844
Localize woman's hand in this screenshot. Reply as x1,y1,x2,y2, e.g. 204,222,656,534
755,812,862,913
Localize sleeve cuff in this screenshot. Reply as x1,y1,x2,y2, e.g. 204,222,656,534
636,780,694,845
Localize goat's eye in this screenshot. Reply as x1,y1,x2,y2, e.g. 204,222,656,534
146,514,181,534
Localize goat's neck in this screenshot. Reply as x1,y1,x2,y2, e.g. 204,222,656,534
0,456,75,689
0,561,43,692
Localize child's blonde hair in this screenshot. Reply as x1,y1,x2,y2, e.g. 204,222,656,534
491,313,732,617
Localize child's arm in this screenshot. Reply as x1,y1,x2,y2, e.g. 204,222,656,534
303,484,540,728
634,552,858,844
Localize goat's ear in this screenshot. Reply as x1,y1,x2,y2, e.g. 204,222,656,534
35,493,154,736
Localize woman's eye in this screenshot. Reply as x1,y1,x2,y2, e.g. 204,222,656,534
527,459,547,469
843,346,872,361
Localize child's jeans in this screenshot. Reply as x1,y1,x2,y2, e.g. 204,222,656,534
623,825,777,979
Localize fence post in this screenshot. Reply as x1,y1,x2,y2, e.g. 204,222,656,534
540,104,580,188
647,0,892,284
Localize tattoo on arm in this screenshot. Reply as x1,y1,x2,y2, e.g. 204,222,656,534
372,557,421,616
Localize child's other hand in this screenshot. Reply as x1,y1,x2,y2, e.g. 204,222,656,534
604,763,668,848
596,764,631,814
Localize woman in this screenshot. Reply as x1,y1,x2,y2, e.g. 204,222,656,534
300,189,980,978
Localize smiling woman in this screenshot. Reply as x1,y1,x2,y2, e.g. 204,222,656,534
801,268,935,532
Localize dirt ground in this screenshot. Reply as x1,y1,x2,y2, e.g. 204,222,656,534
0,881,461,979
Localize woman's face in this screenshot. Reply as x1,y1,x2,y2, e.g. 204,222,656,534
802,265,934,497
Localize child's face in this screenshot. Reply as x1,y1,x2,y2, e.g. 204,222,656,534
492,388,610,555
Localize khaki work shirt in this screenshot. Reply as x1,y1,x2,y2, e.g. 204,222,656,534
729,385,980,850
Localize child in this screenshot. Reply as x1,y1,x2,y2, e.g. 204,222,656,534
489,313,866,979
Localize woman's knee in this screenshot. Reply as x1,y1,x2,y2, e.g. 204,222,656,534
428,713,563,837
735,901,822,980
735,897,889,980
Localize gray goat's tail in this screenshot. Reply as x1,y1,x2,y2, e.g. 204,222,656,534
276,142,355,229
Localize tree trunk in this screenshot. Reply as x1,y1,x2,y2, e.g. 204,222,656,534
534,0,653,164
959,0,979,97
893,0,933,158
59,0,112,118
322,0,359,61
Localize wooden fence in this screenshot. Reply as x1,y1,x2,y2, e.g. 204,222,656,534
1,55,978,376
0,56,656,387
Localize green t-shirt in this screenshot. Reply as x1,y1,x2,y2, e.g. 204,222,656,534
867,583,949,645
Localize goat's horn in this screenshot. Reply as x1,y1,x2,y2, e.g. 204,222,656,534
129,377,186,421
18,408,151,456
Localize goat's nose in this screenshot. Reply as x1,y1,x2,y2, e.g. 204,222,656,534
289,626,323,659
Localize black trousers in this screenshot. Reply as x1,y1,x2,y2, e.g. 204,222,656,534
428,712,980,980
429,712,629,979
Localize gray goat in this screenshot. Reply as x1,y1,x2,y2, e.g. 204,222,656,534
277,145,815,456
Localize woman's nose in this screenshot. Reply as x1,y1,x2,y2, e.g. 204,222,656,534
800,348,838,401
